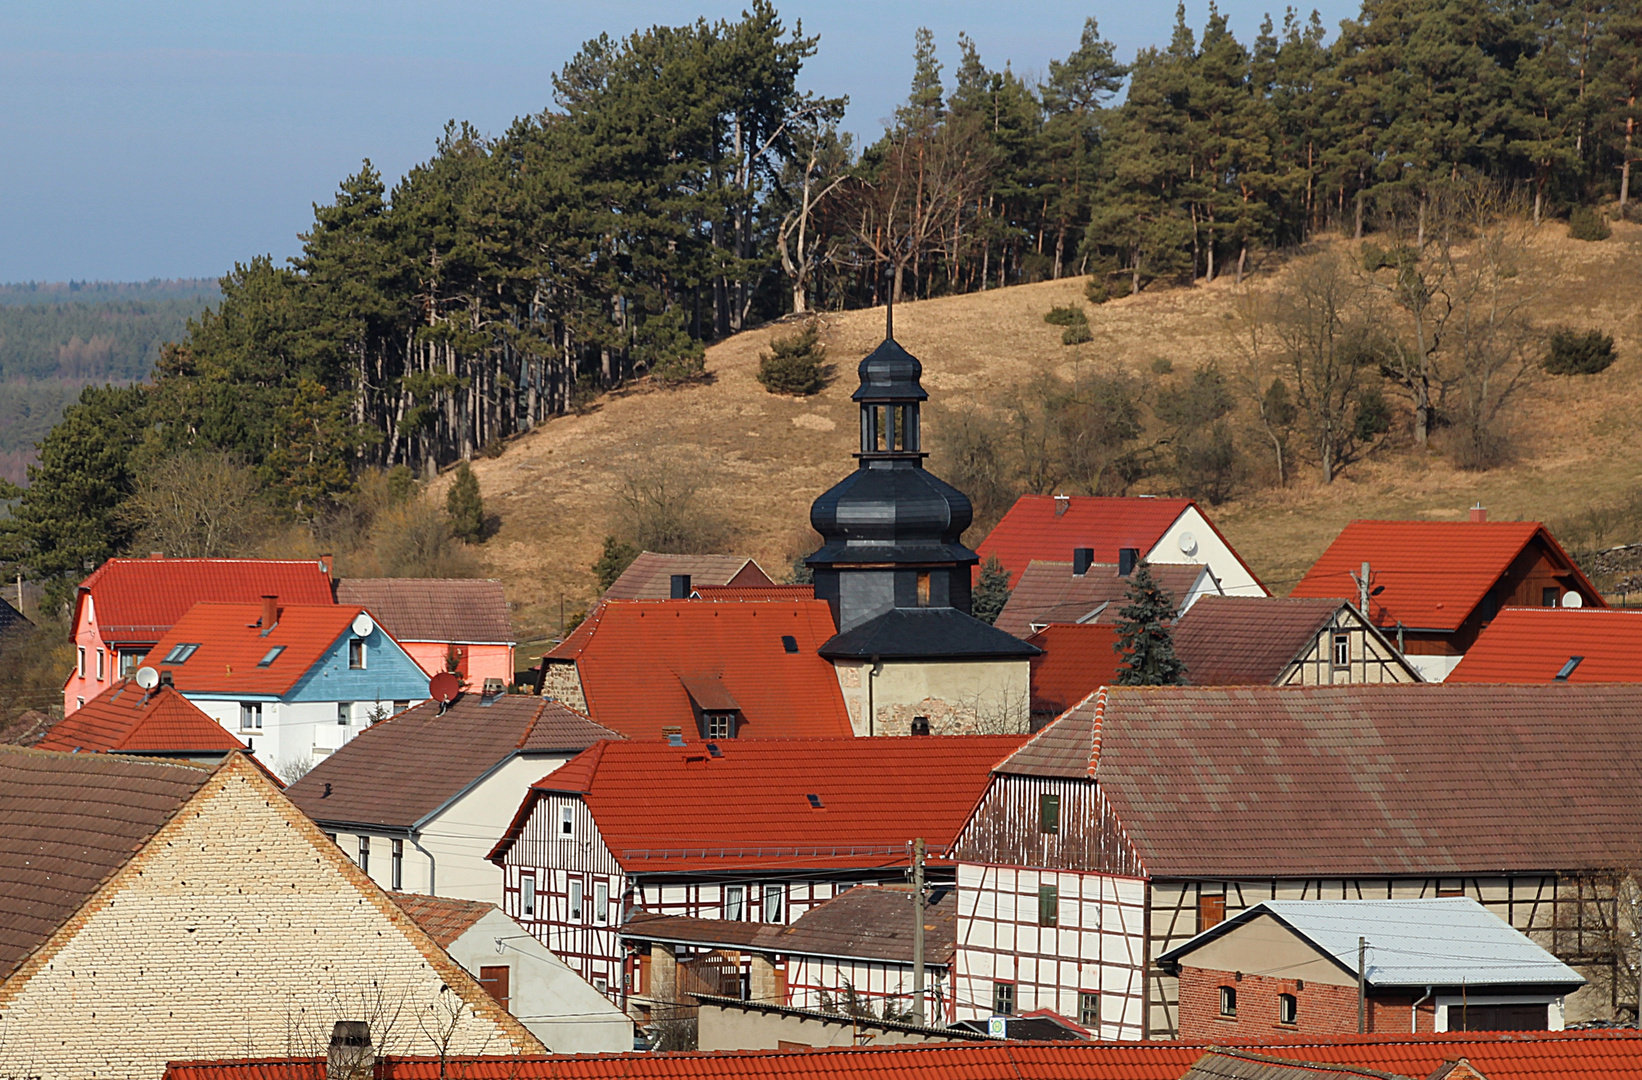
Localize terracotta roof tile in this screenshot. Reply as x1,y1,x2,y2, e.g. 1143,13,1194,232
1172,596,1346,685
335,579,514,643
604,553,773,601
995,683,1642,878
996,560,1211,639
693,585,816,602
287,695,617,830
1290,521,1603,632
147,603,370,695
161,1029,1642,1080
389,891,495,948
0,746,212,980
1026,625,1124,716
1447,607,1642,682
76,557,333,643
36,679,247,754
543,600,852,739
493,735,1025,873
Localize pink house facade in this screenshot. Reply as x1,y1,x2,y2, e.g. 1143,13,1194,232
334,578,516,688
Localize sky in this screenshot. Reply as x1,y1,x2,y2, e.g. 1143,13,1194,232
0,0,1360,284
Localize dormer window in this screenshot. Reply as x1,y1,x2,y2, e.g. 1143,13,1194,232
702,711,737,740
163,643,199,664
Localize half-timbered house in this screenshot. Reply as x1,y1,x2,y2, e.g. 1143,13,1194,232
949,683,1642,1040
487,734,1023,1008
1170,597,1421,686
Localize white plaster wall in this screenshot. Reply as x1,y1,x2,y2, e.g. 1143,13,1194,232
188,697,409,772
447,909,633,1053
421,756,570,903
1150,506,1268,597
834,658,1032,736
1408,654,1464,682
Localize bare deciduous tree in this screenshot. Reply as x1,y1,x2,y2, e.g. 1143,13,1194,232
124,451,270,558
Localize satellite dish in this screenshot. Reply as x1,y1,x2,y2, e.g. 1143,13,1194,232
1562,592,1584,609
134,666,160,690
429,671,461,704
351,612,375,637
1178,531,1198,556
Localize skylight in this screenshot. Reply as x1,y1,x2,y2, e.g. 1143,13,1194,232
163,643,200,664
257,646,286,668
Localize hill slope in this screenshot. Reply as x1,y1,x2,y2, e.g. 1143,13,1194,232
451,223,1642,647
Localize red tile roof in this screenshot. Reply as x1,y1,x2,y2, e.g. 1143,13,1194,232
993,683,1642,878
1026,624,1124,716
147,603,370,695
334,578,514,643
1290,521,1603,632
996,560,1212,639
1447,607,1642,682
162,1030,1642,1080
693,585,816,602
76,557,334,643
543,600,852,739
604,553,773,600
389,891,495,948
492,735,1025,873
35,679,247,754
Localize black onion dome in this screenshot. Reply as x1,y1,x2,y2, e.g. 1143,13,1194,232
808,467,977,566
852,338,928,402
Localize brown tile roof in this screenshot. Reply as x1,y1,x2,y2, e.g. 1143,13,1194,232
389,891,496,948
603,553,772,601
1182,1050,1417,1080
996,560,1212,639
335,578,514,643
0,746,212,980
286,695,618,830
1172,596,1347,685
993,683,1642,879
0,710,59,748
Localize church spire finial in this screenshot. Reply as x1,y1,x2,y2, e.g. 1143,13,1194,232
885,264,894,341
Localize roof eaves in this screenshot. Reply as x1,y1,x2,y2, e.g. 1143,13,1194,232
412,749,522,833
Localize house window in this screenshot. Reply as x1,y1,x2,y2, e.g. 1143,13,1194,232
95,648,105,681
479,965,510,1011
1542,587,1561,607
560,805,574,835
1079,991,1100,1027
1039,793,1060,834
593,976,609,995
76,697,84,710
239,702,263,731
1332,633,1350,669
393,700,409,712
595,881,610,924
357,835,370,874
257,646,285,667
781,635,799,653
1038,884,1059,927
1199,892,1225,929
725,885,746,921
763,884,784,923
521,874,536,918
77,647,86,678
338,702,352,726
703,712,736,739
391,839,403,890
993,982,1015,1016
349,639,367,669
162,643,199,664
1220,986,1237,1017
569,879,583,921
1278,993,1298,1024
119,651,140,678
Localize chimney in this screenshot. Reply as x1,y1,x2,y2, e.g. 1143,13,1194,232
910,716,930,736
148,552,164,560
159,670,173,687
326,1020,373,1080
260,595,278,630
318,553,334,578
1053,494,1071,517
1118,548,1139,576
1072,548,1095,577
670,574,691,599
1470,503,1488,523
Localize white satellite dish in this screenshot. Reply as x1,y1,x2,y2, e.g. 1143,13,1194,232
134,666,160,690
1178,531,1198,556
351,612,375,637
1562,592,1584,609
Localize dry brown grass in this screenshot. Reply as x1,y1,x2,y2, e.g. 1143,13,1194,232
439,221,1642,645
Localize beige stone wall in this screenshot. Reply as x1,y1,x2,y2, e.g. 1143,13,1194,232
0,756,539,1080
833,658,1031,736
539,661,587,712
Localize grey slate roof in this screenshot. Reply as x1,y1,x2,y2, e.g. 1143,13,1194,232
818,607,1041,660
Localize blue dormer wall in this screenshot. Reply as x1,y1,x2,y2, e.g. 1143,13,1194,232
286,622,429,704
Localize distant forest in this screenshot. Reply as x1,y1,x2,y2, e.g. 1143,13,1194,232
4,0,1641,595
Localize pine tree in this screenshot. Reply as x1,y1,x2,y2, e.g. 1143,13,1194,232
971,555,1012,625
446,461,486,543
593,536,639,592
1113,561,1187,685
757,322,828,395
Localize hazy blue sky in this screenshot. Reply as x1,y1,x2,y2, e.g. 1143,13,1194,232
0,1,1360,283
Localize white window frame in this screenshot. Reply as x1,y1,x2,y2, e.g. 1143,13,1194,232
119,651,140,678
763,884,784,923
521,874,537,918
1332,632,1350,669
594,881,609,924
338,702,352,726
569,879,583,921
357,835,370,875
77,647,85,678
560,805,574,836
391,839,403,890
239,702,263,731
725,885,745,921
349,639,367,669
95,648,105,681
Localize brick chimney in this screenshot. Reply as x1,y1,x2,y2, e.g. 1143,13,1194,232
1470,503,1488,523
1054,494,1071,517
260,595,278,630
148,552,164,560
326,1020,373,1080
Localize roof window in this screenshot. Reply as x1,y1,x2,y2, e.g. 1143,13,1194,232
258,646,286,667
781,635,799,653
806,794,823,809
163,643,199,664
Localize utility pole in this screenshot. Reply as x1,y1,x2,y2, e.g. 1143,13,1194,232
912,837,926,1026
1358,936,1367,1033
1356,561,1371,614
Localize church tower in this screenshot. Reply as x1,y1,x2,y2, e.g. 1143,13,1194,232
807,323,1037,735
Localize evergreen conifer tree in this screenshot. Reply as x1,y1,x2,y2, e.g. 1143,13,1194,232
593,536,639,592
971,555,1012,625
446,462,485,543
1113,560,1187,685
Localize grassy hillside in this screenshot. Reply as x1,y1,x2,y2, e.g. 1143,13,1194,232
446,222,1642,649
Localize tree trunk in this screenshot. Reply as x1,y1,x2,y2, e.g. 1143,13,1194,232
1623,109,1635,213
1053,226,1065,280
1236,244,1248,286
1354,191,1364,240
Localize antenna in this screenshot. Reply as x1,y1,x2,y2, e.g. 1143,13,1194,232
884,263,894,340
134,666,160,690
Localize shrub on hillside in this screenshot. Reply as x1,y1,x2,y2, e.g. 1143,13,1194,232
1569,206,1612,242
1062,322,1094,345
1360,241,1415,272
1085,277,1112,305
757,322,829,396
1043,305,1084,326
1543,328,1616,375
446,461,486,543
